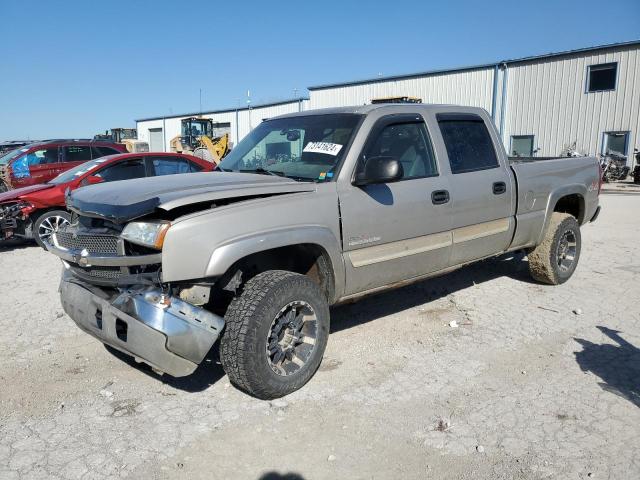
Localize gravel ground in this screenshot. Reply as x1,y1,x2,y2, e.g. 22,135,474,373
0,192,638,480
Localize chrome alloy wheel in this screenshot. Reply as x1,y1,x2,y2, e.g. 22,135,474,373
266,300,318,376
556,229,577,272
38,214,70,245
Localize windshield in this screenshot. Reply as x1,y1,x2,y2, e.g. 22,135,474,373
49,156,115,184
0,147,29,165
182,120,210,138
218,114,362,182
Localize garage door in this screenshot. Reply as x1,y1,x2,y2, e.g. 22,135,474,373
149,128,164,152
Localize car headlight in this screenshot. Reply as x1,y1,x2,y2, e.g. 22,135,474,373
120,221,171,250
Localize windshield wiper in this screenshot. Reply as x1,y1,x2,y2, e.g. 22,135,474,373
240,168,285,177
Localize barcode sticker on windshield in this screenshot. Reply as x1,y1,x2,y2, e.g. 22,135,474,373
303,142,343,156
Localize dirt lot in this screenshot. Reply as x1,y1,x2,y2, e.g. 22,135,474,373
0,192,638,480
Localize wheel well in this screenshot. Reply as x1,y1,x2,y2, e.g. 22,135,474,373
553,194,584,223
218,244,335,301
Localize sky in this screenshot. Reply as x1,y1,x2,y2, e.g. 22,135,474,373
0,0,639,139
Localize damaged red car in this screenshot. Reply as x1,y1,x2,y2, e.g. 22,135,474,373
0,152,213,248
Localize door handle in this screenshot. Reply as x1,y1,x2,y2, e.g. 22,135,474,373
431,190,450,205
493,182,506,195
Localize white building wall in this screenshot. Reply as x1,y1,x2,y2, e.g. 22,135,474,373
502,44,640,157
136,100,306,152
308,68,496,112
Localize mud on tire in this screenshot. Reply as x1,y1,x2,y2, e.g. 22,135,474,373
219,270,330,399
528,212,581,285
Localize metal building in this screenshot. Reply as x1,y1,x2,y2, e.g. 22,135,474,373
308,40,640,163
137,40,639,165
136,98,308,153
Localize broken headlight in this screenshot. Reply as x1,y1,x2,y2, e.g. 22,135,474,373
120,221,171,250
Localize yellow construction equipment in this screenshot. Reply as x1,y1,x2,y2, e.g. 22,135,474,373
170,117,230,164
94,128,149,153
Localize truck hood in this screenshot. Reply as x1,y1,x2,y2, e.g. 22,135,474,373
67,172,317,223
0,183,53,203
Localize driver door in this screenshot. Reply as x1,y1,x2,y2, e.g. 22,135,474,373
339,114,453,295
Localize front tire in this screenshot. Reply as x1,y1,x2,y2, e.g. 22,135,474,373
33,210,71,249
528,212,581,285
220,270,330,399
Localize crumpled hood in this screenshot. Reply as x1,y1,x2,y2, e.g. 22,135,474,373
67,172,317,223
0,183,53,203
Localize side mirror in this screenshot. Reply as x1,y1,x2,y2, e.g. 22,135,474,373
353,156,403,186
82,175,103,186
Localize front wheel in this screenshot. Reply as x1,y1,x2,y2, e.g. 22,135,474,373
33,210,71,249
220,270,330,399
528,212,581,285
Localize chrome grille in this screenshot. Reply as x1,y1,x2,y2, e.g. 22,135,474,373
55,231,119,255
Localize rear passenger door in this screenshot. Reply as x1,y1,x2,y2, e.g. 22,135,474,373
435,112,515,265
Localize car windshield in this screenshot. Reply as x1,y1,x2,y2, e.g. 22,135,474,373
48,156,116,184
0,147,30,165
218,114,362,182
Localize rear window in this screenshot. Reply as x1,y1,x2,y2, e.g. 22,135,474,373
437,115,499,174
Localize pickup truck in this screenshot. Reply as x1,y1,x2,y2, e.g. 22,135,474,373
47,104,601,399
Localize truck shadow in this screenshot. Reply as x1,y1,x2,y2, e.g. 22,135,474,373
330,250,535,334
107,251,536,394
0,238,35,251
574,326,640,408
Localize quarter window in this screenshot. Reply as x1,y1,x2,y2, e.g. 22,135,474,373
363,121,438,180
587,63,617,92
438,116,499,174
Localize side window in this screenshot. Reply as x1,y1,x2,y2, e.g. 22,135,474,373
92,146,120,158
363,121,437,180
151,157,192,176
63,145,92,163
95,159,146,182
23,147,59,166
437,116,498,174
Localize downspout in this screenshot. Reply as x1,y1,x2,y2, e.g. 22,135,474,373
499,62,509,144
162,117,166,152
490,64,499,124
235,108,239,145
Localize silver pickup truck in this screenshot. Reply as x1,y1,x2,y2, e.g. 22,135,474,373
48,104,601,399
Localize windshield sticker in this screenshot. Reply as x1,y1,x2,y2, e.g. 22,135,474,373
318,172,327,180
303,142,343,156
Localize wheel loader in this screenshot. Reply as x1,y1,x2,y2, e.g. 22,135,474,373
170,117,230,164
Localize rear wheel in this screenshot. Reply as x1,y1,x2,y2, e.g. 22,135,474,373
220,270,330,399
528,212,581,285
33,210,71,249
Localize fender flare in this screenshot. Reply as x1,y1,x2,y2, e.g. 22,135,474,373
205,225,345,303
537,184,586,245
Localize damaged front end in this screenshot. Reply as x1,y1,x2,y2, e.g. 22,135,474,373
49,215,224,377
0,201,34,241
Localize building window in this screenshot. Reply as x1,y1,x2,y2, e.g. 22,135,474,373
587,63,617,92
602,131,629,156
510,135,535,157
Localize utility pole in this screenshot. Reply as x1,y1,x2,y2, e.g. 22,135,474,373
199,88,202,115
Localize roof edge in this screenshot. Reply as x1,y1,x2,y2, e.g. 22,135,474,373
136,97,308,123
308,39,640,91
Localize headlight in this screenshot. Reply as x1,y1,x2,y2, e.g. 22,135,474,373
120,221,171,250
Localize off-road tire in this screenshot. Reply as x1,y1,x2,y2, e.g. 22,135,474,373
33,210,71,249
528,212,581,285
220,270,330,399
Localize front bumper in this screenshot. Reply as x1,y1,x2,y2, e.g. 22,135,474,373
59,270,224,377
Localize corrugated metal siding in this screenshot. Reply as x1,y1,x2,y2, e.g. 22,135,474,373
503,45,640,157
308,68,495,111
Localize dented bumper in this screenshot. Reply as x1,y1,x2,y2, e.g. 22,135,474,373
59,270,224,377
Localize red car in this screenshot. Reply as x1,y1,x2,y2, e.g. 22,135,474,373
0,152,213,247
0,139,127,192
